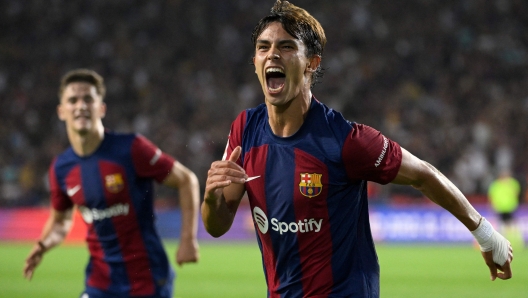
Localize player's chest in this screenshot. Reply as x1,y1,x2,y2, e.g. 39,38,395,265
243,145,347,204
60,159,133,208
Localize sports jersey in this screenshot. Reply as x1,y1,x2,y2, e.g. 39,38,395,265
49,131,175,298
224,97,402,297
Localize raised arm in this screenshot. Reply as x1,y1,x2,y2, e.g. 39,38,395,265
23,207,74,280
163,161,200,266
201,146,247,237
392,147,513,280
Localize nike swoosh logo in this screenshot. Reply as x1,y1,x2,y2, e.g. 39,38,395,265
245,176,261,182
67,185,81,197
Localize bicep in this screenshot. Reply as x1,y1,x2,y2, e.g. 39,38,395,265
391,147,433,186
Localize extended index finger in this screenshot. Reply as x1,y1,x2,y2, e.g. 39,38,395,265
228,146,242,162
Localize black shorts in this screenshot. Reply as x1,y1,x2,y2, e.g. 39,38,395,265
498,212,514,223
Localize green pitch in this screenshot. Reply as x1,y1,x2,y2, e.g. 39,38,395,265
2,241,526,297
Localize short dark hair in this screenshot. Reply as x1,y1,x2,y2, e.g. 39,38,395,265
58,69,106,100
251,0,326,88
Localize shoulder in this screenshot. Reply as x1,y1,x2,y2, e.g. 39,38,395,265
233,104,267,126
348,123,383,140
345,123,394,155
311,98,354,140
52,147,77,170
105,130,137,143
230,104,267,137
102,131,147,152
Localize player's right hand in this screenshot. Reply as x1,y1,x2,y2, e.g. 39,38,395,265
203,146,247,203
23,242,45,281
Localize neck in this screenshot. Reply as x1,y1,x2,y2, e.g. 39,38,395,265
267,90,312,137
67,123,105,157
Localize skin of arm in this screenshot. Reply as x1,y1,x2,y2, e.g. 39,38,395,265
23,207,74,280
391,148,481,230
392,147,512,280
162,161,200,266
201,146,247,238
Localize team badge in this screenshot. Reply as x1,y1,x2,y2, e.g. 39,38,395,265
105,173,124,193
299,173,323,198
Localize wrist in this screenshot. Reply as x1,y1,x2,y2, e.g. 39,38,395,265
179,234,196,242
37,240,48,253
470,217,494,251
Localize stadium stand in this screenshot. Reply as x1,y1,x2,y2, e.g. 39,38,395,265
0,0,527,206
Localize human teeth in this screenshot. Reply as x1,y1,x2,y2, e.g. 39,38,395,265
266,68,284,74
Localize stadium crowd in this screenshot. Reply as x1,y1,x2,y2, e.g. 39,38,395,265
1,0,527,206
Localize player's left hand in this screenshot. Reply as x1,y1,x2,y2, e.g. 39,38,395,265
481,244,513,281
175,238,199,266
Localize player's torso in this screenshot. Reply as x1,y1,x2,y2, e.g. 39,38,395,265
55,135,151,227
238,102,378,297
54,133,170,296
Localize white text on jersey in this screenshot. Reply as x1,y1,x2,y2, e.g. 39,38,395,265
271,218,323,235
79,203,130,224
374,136,388,167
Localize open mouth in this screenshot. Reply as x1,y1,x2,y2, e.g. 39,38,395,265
74,113,91,120
266,67,285,93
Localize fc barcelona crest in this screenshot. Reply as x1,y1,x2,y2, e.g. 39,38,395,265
105,173,124,193
299,173,323,198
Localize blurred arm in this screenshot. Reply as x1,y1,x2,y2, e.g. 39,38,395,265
23,207,73,280
163,161,200,265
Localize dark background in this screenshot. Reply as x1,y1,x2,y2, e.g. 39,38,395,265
1,0,527,206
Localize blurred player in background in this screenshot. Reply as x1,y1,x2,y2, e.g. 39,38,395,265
202,1,513,297
23,69,200,298
488,169,524,249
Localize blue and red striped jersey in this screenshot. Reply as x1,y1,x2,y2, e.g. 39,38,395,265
225,98,402,298
49,131,175,297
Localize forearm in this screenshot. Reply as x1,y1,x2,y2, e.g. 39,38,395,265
413,162,481,231
178,173,200,241
201,195,237,237
39,208,74,251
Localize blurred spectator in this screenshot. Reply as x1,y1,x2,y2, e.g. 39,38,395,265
0,0,527,206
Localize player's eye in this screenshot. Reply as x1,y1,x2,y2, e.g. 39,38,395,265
83,96,94,103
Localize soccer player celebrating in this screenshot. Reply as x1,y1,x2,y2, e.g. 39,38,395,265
23,69,200,298
202,1,513,297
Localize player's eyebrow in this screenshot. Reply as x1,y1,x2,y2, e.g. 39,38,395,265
256,39,298,46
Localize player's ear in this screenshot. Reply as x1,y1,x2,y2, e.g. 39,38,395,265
57,104,66,121
99,102,107,119
306,55,321,73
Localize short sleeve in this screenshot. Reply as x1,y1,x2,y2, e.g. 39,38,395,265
222,111,246,166
342,123,402,184
49,159,74,211
131,134,175,183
